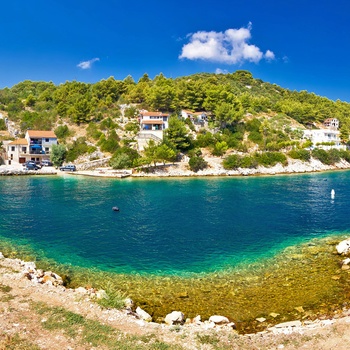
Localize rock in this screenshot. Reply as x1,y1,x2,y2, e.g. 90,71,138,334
0,252,4,259
208,315,230,325
95,290,108,300
294,306,304,313
136,307,152,322
185,315,201,324
256,317,266,323
75,287,88,294
275,320,302,328
343,258,350,265
342,264,350,270
22,261,36,272
124,298,134,308
269,312,280,318
336,239,350,255
164,311,185,325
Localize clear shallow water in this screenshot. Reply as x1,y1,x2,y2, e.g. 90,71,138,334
1,172,350,275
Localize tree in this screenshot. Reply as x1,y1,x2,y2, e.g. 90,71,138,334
155,144,176,164
188,155,208,172
214,100,244,128
212,141,228,157
51,144,67,166
164,116,192,151
110,147,139,169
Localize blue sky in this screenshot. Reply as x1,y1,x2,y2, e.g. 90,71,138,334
1,0,350,101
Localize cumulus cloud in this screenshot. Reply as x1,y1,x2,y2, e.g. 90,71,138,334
77,58,100,69
179,23,274,65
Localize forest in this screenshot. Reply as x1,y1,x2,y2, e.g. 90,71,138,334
1,70,350,171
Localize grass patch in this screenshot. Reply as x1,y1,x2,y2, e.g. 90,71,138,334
0,284,12,293
32,302,183,349
0,333,40,350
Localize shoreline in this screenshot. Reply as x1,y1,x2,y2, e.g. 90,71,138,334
2,156,350,178
2,237,350,349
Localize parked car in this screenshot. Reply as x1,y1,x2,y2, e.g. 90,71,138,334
59,164,76,171
24,163,40,170
23,161,41,170
41,160,53,166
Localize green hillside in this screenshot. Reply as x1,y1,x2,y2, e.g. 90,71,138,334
1,70,350,170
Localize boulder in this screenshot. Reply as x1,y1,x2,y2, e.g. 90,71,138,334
275,320,302,328
136,307,152,322
75,287,88,294
95,289,108,300
0,252,4,259
208,315,230,325
336,239,350,255
164,311,185,325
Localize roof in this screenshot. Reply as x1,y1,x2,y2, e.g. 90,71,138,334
141,120,164,125
26,130,57,138
9,138,28,145
140,112,169,117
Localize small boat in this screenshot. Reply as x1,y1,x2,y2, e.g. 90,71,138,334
112,206,119,212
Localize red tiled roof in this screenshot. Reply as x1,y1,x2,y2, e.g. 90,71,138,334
9,138,28,145
27,130,57,138
140,112,169,117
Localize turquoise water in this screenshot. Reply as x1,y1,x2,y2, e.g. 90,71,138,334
0,172,349,275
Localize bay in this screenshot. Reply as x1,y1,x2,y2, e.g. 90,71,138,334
0,171,348,275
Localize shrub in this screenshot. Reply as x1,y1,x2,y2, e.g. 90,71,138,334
254,152,288,167
240,155,258,168
223,154,241,170
188,156,208,172
54,125,70,140
311,148,331,165
339,150,350,162
288,149,311,162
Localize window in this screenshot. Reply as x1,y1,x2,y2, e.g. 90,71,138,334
11,146,15,151
45,138,49,142
22,147,27,153
45,147,49,153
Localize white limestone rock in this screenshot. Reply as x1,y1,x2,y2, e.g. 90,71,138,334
336,239,350,255
164,311,185,325
136,306,152,322
0,252,4,259
95,289,108,300
209,315,230,325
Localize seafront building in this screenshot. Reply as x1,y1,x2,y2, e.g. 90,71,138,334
5,130,57,165
303,118,345,150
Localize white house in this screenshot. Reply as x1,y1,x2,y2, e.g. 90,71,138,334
7,130,57,165
323,118,339,129
139,111,169,131
303,128,345,150
181,110,208,125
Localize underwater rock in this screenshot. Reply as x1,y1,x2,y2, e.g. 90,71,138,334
136,306,152,322
343,258,350,265
336,239,350,255
208,315,230,325
164,311,185,325
0,252,4,259
256,317,266,323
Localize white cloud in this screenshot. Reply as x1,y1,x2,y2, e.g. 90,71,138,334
77,58,100,69
179,23,274,65
265,50,275,61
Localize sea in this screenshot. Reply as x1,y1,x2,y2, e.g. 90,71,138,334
1,171,350,331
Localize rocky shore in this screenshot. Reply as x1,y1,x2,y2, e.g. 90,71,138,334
2,238,350,349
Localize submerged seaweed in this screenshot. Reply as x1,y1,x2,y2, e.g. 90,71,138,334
1,235,349,334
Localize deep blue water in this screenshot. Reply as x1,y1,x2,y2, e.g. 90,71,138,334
0,172,349,275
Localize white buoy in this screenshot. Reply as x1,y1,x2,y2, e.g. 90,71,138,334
331,189,335,199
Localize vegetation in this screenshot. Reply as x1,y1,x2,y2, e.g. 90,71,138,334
2,71,350,169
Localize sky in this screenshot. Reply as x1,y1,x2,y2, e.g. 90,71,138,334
1,0,350,102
